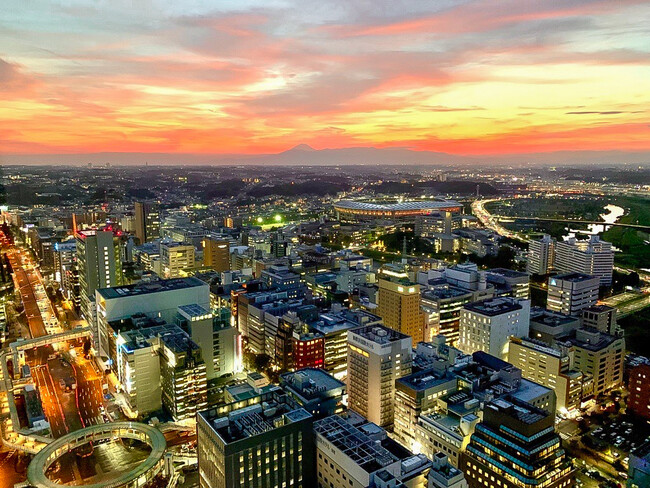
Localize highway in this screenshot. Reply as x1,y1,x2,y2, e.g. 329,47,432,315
471,198,528,242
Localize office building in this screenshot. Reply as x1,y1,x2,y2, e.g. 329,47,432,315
53,240,80,310
554,235,614,286
547,273,599,316
347,325,412,428
460,397,574,488
134,201,160,244
508,337,583,414
96,276,209,360
203,237,231,272
161,241,195,278
527,234,555,275
117,323,207,420
529,307,581,346
421,286,477,346
177,304,240,381
76,230,123,347
376,276,425,343
314,415,432,488
197,394,314,488
627,359,650,420
486,268,530,300
310,308,383,380
394,368,457,452
581,304,620,336
413,390,480,467
458,297,530,360
567,328,624,397
280,368,345,418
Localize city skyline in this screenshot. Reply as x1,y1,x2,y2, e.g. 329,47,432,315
2,0,650,163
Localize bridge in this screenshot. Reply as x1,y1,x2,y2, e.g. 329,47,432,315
27,421,167,488
494,215,650,231
9,326,91,353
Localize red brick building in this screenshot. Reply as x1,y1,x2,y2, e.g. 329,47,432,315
628,361,650,419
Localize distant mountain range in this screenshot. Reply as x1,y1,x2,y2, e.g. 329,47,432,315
3,144,649,166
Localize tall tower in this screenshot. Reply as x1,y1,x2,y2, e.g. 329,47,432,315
347,324,412,428
134,202,160,244
75,230,123,350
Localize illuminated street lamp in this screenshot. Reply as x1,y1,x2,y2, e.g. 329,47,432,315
274,214,282,222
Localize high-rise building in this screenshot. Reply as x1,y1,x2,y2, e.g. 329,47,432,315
458,297,530,360
76,230,123,347
202,237,231,272
314,415,432,488
197,393,314,488
347,324,412,428
627,359,650,420
567,328,624,397
279,368,345,418
527,234,555,275
486,268,530,300
421,286,479,346
394,367,457,452
554,236,614,286
134,201,160,244
53,240,80,310
581,304,620,336
310,309,383,380
508,337,583,415
96,276,209,361
117,322,207,420
376,276,425,342
460,397,574,488
177,304,240,381
161,241,195,278
547,273,599,316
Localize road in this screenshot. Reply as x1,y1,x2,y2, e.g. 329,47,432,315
471,198,527,241
10,241,105,442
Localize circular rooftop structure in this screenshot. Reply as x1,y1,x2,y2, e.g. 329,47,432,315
334,199,462,221
27,421,167,488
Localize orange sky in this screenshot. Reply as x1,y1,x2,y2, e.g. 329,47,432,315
1,0,649,158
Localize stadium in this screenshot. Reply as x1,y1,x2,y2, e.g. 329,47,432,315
333,199,462,222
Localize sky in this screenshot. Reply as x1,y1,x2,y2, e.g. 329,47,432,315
1,0,649,158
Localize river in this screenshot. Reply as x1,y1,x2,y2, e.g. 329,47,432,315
567,204,625,237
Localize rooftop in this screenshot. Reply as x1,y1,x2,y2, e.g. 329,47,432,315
351,324,410,345
487,268,528,278
530,307,578,327
97,277,206,299
552,272,598,283
208,401,312,444
280,368,345,400
314,415,397,474
487,397,548,425
334,200,461,212
397,368,454,392
464,297,522,316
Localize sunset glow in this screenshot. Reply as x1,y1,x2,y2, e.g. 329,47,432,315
1,0,649,158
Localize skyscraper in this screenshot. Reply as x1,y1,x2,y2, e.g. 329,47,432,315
554,236,614,286
376,274,425,342
202,237,231,272
134,201,160,244
526,234,555,275
76,230,123,347
347,324,412,428
460,397,574,488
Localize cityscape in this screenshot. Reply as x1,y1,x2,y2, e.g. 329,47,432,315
1,2,650,488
